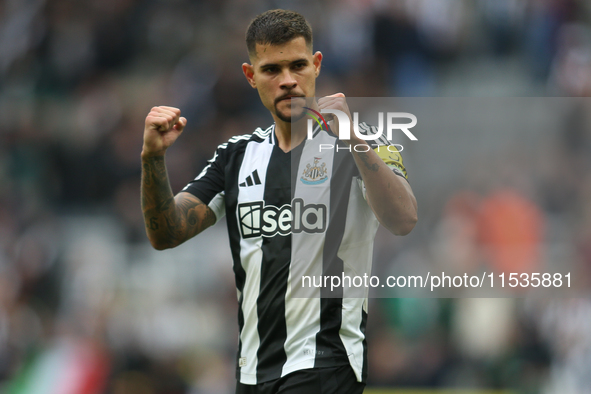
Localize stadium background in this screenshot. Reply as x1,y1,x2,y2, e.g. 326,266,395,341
1,0,591,393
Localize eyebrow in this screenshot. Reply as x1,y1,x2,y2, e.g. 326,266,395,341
259,58,309,69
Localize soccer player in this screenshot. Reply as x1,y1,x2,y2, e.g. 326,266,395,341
141,9,417,394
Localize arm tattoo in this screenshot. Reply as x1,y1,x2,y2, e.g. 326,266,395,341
357,151,380,172
142,163,153,186
141,156,215,249
148,217,159,230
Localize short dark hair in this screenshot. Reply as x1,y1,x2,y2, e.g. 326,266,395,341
246,9,312,57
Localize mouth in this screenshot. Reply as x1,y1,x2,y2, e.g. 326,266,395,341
275,95,304,105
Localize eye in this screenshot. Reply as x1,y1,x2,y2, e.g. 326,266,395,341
263,66,279,74
293,62,306,70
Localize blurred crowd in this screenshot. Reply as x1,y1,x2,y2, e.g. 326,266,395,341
1,0,591,393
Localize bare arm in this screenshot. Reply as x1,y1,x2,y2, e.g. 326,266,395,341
318,94,418,235
350,147,417,235
141,155,216,250
141,106,216,250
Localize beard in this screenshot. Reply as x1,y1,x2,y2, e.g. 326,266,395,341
275,97,306,123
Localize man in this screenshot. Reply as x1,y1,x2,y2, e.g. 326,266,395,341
141,9,417,394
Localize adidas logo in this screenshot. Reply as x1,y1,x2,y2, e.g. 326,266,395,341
239,169,262,187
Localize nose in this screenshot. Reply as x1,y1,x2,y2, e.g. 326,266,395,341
279,70,297,90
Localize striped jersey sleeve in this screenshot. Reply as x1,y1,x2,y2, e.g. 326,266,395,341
181,132,266,222
182,143,227,205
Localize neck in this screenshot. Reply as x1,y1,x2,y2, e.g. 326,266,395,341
273,116,307,153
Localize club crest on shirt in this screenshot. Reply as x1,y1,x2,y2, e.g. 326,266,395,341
301,157,328,185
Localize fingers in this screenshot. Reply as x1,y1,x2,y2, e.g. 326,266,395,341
159,106,182,113
318,93,350,120
173,117,187,132
146,106,182,132
318,93,345,102
318,93,346,109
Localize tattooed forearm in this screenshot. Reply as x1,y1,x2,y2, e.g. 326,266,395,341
141,155,215,249
357,151,380,172
143,163,153,186
350,146,418,236
141,156,172,212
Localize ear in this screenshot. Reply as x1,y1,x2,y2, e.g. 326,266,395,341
313,51,323,77
242,63,256,88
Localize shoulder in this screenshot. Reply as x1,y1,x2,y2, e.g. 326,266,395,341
215,124,275,153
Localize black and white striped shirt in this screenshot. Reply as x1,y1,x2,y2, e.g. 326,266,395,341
182,123,408,385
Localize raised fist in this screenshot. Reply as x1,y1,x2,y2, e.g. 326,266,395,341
317,93,353,142
142,106,187,157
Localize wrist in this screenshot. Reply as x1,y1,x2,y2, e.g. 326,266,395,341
348,138,369,150
342,125,368,148
141,148,166,159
